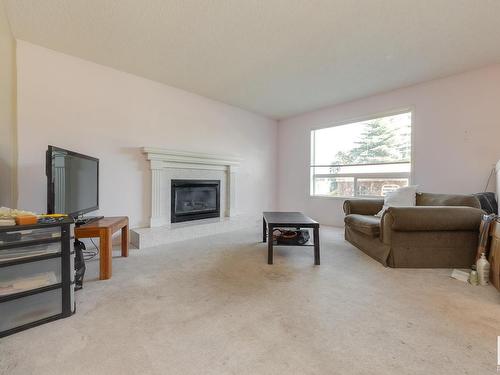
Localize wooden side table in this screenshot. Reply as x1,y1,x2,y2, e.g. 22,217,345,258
74,217,129,280
489,220,500,291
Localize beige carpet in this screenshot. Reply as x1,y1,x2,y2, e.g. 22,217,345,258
1,226,499,375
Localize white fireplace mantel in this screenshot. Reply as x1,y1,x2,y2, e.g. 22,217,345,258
142,147,242,227
143,147,242,167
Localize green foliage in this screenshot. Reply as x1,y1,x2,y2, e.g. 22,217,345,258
332,119,410,165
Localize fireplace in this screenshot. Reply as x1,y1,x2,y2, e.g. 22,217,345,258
171,180,220,223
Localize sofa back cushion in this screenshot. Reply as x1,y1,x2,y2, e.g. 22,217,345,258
416,193,480,208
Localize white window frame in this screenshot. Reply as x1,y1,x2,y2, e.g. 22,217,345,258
310,109,414,199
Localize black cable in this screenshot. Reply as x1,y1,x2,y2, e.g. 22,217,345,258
90,238,99,252
83,238,100,261
484,166,495,192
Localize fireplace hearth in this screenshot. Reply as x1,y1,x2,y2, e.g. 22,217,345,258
171,180,220,223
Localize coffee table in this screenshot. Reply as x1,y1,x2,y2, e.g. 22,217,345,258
262,212,320,265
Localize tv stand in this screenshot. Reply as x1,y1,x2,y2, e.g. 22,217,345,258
74,216,104,226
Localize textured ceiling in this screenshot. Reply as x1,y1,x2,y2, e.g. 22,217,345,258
4,0,500,119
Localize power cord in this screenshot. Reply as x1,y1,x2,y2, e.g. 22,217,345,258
484,166,496,192
83,238,100,261
71,234,100,261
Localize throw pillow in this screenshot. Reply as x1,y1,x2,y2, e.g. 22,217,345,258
375,185,418,217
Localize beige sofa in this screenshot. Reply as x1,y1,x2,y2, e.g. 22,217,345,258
343,193,483,268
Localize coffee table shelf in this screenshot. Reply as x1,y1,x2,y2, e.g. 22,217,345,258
262,212,320,265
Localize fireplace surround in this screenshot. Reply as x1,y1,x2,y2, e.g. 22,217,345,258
171,180,220,223
130,148,248,249
140,147,241,227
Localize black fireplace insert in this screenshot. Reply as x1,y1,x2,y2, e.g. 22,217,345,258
171,180,220,223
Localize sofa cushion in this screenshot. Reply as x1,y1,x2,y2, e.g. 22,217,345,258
384,206,483,231
344,214,381,237
416,193,480,208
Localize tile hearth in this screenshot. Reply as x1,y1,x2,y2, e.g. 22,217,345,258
130,215,256,249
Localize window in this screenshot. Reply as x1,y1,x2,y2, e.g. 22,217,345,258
310,111,412,198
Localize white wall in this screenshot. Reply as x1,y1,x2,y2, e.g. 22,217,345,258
16,41,278,227
0,3,16,207
278,65,500,226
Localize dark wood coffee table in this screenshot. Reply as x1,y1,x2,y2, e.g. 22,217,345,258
262,212,320,265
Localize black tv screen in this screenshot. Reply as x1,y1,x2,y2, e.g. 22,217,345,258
46,146,99,217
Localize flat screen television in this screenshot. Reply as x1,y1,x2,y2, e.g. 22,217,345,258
46,146,99,218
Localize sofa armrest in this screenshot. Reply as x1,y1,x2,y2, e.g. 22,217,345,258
343,199,384,216
383,206,483,232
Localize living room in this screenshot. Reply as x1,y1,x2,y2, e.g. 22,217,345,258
1,1,499,374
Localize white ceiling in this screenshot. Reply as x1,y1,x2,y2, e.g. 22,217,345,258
4,0,500,119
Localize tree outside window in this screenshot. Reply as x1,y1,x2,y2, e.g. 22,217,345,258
311,111,411,197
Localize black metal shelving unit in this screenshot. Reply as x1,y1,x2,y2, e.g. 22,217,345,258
0,218,75,338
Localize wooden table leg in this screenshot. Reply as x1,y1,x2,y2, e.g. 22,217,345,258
267,224,274,264
121,224,129,257
100,229,112,280
313,226,320,265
